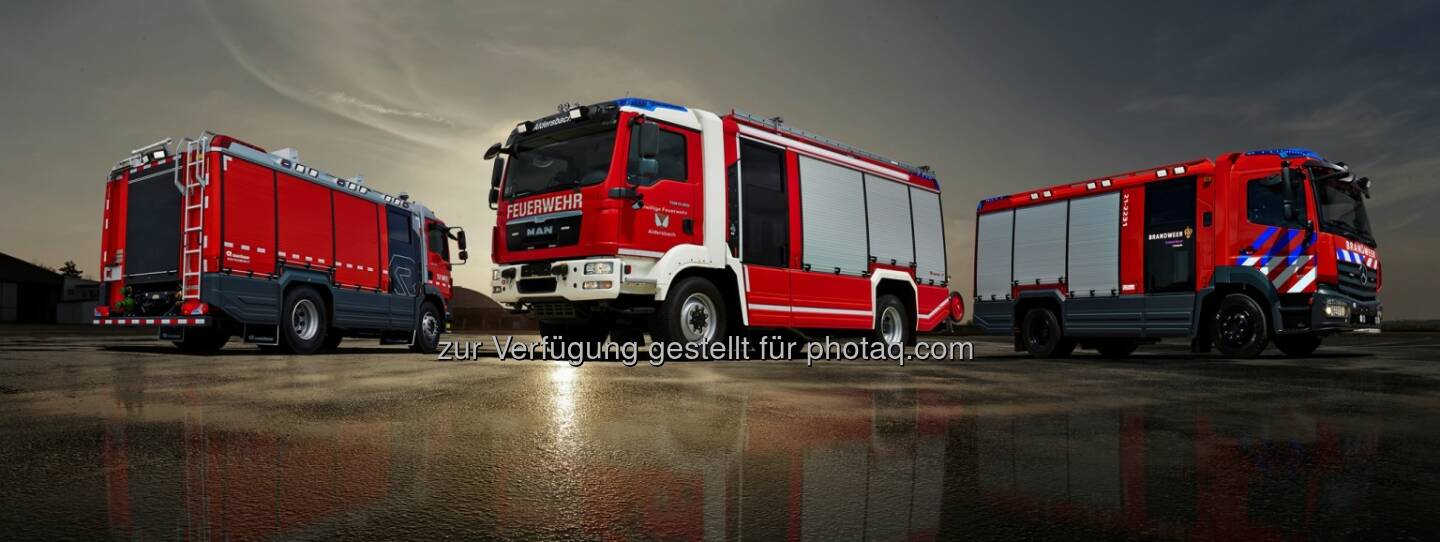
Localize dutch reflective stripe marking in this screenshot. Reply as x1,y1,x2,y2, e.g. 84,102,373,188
1270,255,1310,288
1288,268,1318,293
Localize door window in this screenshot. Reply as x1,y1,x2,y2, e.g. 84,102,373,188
739,140,789,268
1247,175,1307,229
627,128,688,185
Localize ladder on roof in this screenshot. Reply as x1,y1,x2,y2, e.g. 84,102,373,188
178,135,209,300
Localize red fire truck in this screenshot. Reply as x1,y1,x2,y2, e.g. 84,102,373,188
94,133,468,354
972,148,1380,358
484,98,964,347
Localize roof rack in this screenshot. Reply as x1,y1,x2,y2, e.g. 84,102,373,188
731,110,936,180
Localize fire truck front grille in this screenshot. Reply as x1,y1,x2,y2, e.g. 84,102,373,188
1335,261,1378,301
530,302,576,320
506,212,582,251
518,278,558,294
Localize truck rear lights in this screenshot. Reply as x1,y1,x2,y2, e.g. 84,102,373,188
180,300,210,316
94,306,110,318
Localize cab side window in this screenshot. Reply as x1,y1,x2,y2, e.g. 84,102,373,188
426,223,450,261
1247,176,1306,229
628,128,688,185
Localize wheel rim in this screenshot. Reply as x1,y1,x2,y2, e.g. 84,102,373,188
880,305,904,346
421,311,440,342
680,292,717,343
1218,307,1255,348
1026,315,1051,348
292,299,320,341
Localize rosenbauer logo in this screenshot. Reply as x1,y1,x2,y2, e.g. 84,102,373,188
507,193,583,219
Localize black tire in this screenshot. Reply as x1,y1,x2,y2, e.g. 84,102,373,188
280,287,328,355
1094,341,1139,358
1211,293,1270,357
320,331,343,351
410,301,443,353
871,294,914,347
1021,308,1075,358
1273,334,1322,357
174,327,229,354
651,277,727,345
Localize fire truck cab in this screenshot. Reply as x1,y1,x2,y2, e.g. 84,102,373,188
972,148,1380,358
486,98,963,348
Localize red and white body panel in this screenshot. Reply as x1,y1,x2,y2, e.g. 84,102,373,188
95,133,457,328
492,100,958,333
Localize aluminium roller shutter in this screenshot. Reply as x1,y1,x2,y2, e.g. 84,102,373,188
975,211,1013,300
799,156,869,275
1012,201,1066,285
910,188,946,285
864,174,914,267
1066,193,1119,296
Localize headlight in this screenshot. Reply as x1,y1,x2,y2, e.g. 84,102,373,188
1324,300,1351,319
584,261,614,275
492,268,501,281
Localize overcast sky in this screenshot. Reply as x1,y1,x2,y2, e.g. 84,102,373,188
2,1,1437,317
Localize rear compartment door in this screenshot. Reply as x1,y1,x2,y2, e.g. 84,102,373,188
123,161,182,285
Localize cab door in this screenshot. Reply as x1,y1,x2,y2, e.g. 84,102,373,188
620,122,703,254
424,219,453,300
1143,176,1197,335
1229,168,1315,294
386,208,421,328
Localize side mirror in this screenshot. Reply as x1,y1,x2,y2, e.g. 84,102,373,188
488,158,504,210
631,121,660,185
484,142,504,160
457,250,469,262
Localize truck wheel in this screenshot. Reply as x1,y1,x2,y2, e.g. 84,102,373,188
1211,293,1270,357
410,302,442,353
1094,341,1138,358
174,327,229,354
321,331,344,351
652,277,727,345
1021,308,1075,358
1273,334,1322,357
871,294,913,347
281,287,328,355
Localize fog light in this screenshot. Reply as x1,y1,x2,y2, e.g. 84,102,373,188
493,286,504,294
1324,300,1351,319
492,268,501,280
582,280,613,290
583,261,614,275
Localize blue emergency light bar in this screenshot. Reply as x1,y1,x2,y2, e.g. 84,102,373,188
1245,148,1325,161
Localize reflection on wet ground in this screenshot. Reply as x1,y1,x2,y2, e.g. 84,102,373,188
1,330,1439,540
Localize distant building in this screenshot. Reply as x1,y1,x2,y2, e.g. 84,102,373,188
0,252,64,323
450,287,537,332
57,276,100,324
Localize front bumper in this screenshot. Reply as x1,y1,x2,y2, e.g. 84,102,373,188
1309,287,1381,333
492,257,655,305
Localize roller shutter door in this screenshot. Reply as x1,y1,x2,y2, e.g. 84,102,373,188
1067,193,1119,296
799,156,868,275
1013,201,1066,285
910,188,946,285
864,174,914,267
975,211,1013,300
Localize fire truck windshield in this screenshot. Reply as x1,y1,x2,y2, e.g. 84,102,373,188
503,127,616,199
1314,176,1375,246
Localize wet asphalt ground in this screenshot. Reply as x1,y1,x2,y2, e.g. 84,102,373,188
1,328,1438,541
